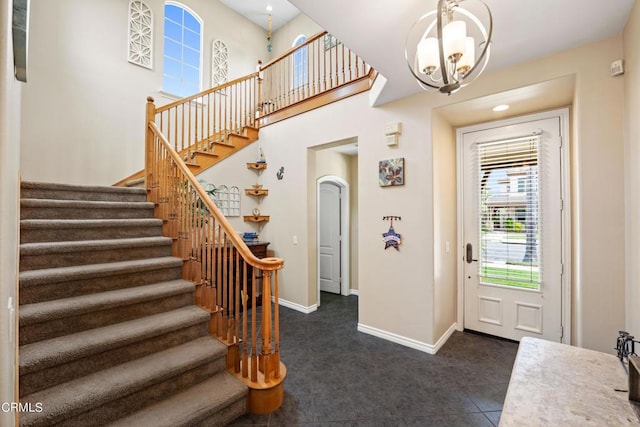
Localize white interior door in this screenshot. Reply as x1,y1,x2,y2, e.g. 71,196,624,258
319,182,341,294
462,114,565,342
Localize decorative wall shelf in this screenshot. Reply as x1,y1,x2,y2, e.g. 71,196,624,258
243,215,270,223
245,188,269,197
247,162,267,170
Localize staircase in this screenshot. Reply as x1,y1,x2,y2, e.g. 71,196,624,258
18,181,248,427
114,125,260,188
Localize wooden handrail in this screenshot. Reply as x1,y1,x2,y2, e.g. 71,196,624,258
260,31,327,70
156,72,260,114
148,121,282,271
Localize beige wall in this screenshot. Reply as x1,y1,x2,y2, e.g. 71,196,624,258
624,1,640,336
268,13,322,62
20,0,267,186
197,144,264,233
1,0,21,424
431,111,457,341
254,92,437,345
252,35,626,352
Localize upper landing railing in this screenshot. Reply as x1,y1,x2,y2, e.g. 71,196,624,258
258,31,376,124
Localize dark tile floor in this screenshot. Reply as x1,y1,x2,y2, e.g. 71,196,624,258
230,292,518,426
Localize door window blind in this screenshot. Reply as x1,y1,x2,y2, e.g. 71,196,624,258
476,135,541,289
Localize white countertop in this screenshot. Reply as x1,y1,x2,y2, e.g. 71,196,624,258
501,337,640,426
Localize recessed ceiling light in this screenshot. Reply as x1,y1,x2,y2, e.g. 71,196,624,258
492,104,510,112
266,5,273,12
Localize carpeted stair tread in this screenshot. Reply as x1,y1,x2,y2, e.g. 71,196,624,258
20,218,164,243
20,198,155,220
21,181,147,202
20,337,225,427
21,198,154,210
20,237,172,272
108,372,248,427
20,306,210,375
19,279,194,326
20,218,162,229
19,256,183,288
21,236,171,254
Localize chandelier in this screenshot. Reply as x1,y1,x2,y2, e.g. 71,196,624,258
405,0,493,95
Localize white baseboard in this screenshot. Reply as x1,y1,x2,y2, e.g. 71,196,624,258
274,297,318,314
357,322,457,355
432,322,458,353
349,289,359,296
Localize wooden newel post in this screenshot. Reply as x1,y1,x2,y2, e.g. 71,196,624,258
145,96,156,197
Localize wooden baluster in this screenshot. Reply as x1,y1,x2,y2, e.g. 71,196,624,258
222,230,228,339
227,246,234,344
308,42,314,97
323,38,328,91
234,250,240,365
315,39,319,95
341,43,345,85
236,82,240,131
251,266,257,382
145,97,156,195
216,228,222,337
173,106,179,152
261,270,272,383
210,220,217,312
242,260,248,378
182,104,191,157
274,270,280,379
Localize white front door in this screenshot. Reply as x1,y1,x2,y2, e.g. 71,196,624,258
461,112,566,342
319,182,341,294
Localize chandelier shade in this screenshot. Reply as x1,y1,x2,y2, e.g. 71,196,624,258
405,0,493,95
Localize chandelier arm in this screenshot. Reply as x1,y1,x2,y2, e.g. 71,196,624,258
405,57,441,90
458,1,493,79
437,0,450,87
404,11,442,90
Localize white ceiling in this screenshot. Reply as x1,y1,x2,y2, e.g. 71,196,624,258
221,0,635,153
218,0,300,31
288,0,635,105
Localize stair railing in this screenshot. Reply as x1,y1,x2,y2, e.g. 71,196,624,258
259,31,373,116
145,103,285,394
153,73,261,163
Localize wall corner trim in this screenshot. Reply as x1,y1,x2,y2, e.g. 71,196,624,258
357,322,457,354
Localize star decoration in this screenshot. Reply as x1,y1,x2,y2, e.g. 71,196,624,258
383,225,401,250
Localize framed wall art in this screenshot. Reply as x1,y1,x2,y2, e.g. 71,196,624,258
379,158,405,187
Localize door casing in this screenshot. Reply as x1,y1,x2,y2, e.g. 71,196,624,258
455,108,572,343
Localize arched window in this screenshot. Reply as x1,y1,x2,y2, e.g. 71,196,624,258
163,2,202,97
292,34,307,88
